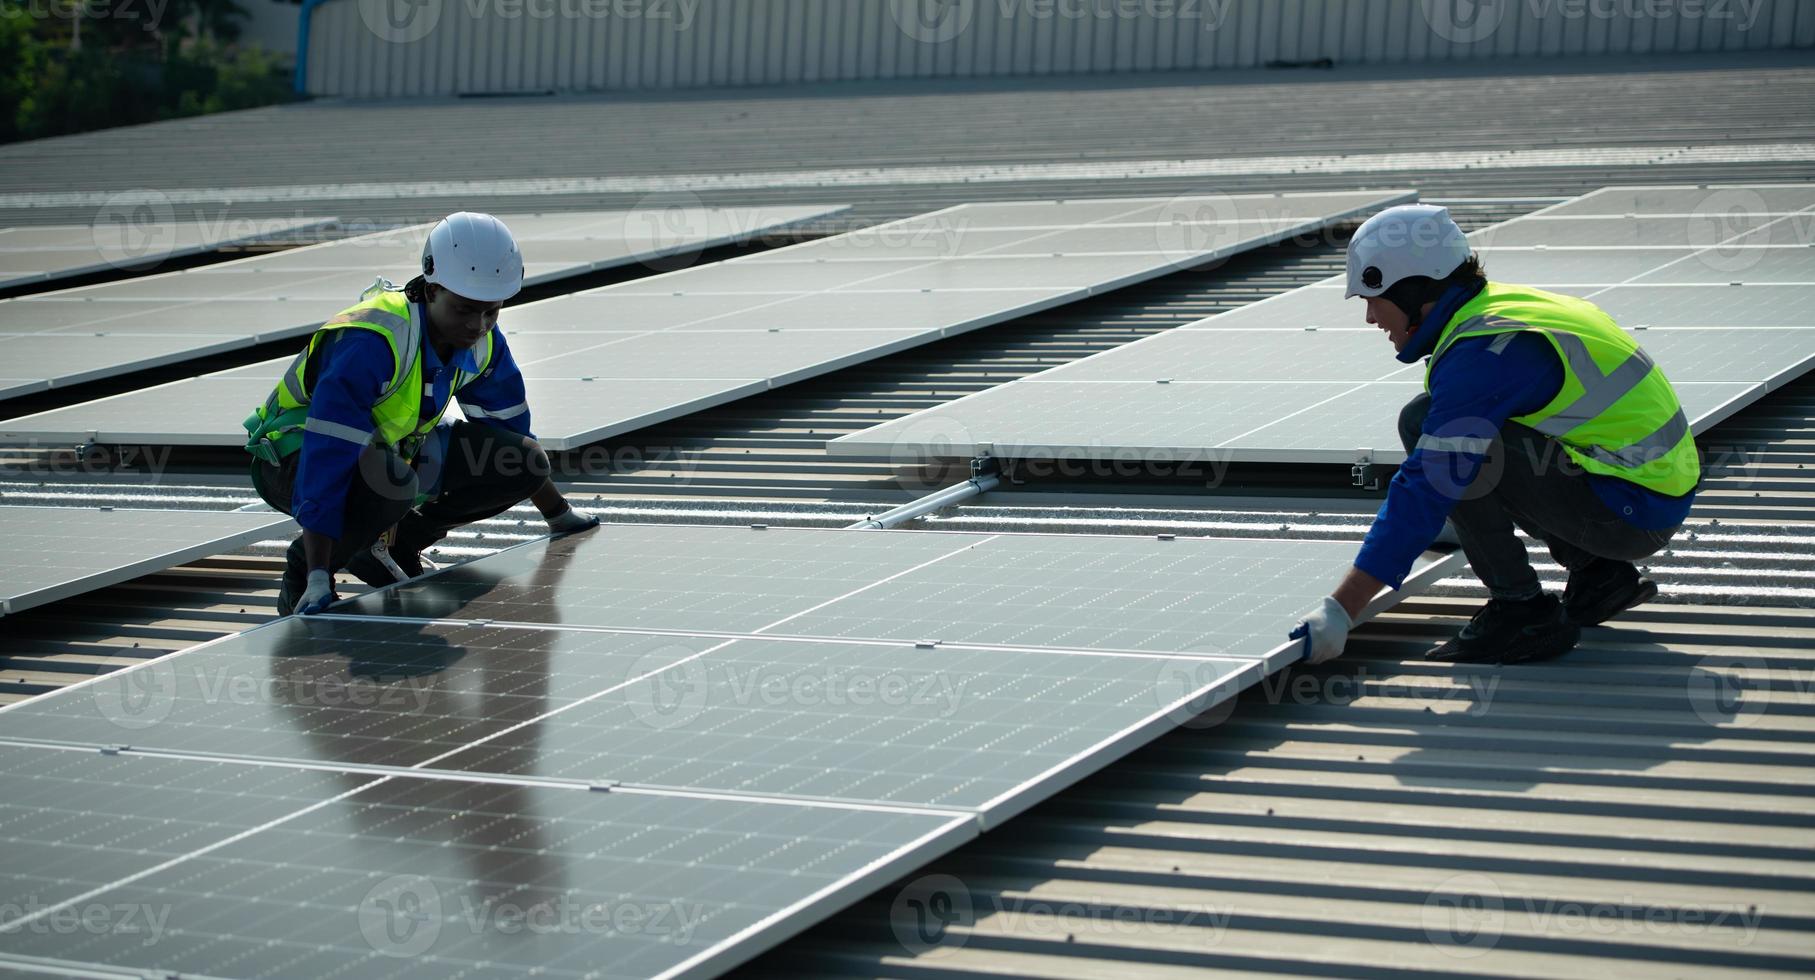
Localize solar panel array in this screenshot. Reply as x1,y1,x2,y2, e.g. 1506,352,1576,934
830,183,1815,465
0,205,845,402
0,522,1462,977
0,192,1411,449
0,216,334,292
0,506,295,616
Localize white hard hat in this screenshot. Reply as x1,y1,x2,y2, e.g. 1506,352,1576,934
1344,204,1470,299
421,212,523,303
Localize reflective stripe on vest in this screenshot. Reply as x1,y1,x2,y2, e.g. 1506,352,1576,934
1425,283,1699,496
252,287,495,459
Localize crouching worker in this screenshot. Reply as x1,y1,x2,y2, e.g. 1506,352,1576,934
243,212,598,616
1297,205,1698,666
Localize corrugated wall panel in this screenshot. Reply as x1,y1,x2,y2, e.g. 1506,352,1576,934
299,0,1815,98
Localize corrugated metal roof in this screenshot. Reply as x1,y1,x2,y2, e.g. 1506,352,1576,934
0,54,1812,977
2,53,1813,227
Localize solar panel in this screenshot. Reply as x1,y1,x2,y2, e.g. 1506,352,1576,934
335,523,999,631
0,741,972,980
0,216,333,292
1474,214,1781,248
432,637,1257,811
834,185,1815,465
0,192,1411,451
1587,284,1813,327
0,205,847,402
1530,183,1815,217
327,524,1413,669
0,506,294,615
0,618,730,765
0,521,1464,978
0,375,278,445
0,333,251,399
0,617,1252,812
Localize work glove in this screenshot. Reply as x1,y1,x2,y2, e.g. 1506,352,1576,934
296,569,338,616
546,505,601,535
1291,596,1352,665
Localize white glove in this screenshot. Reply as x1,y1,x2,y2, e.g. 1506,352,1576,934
296,569,337,615
1294,596,1352,664
546,506,600,534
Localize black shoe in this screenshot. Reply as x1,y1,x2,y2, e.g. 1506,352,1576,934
276,539,308,616
1564,559,1657,626
343,543,425,588
1427,594,1581,664
276,574,302,617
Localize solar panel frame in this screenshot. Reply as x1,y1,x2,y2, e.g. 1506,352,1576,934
0,506,295,616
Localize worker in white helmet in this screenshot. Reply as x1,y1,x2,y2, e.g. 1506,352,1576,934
243,212,598,616
1296,204,1698,665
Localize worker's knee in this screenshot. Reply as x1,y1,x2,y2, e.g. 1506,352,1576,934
1397,393,1433,453
461,423,549,490
354,446,418,505
518,437,551,481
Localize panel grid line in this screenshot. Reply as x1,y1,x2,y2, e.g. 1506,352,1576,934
1580,203,1815,298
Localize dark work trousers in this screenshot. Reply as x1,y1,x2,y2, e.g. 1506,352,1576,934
253,420,549,585
1398,393,1680,600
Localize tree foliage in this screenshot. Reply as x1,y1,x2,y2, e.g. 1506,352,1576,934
0,0,294,142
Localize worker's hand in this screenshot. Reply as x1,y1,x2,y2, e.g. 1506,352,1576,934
546,505,600,535
296,569,337,615
1292,596,1353,664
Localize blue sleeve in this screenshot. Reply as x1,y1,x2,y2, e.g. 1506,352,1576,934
293,330,393,540
457,329,534,439
1354,333,1563,589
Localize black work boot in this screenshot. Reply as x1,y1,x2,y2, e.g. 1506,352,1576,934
343,541,425,588
1427,594,1581,664
276,537,309,616
1564,558,1657,626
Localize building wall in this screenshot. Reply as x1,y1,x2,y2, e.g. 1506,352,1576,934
302,0,1815,98
239,0,302,58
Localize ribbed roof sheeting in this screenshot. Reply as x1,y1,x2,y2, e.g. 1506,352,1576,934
1,54,1812,227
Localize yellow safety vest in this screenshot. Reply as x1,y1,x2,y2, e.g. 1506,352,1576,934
243,280,495,464
1425,282,1699,497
